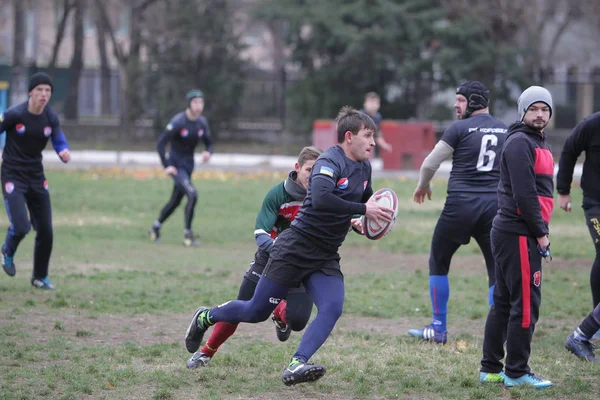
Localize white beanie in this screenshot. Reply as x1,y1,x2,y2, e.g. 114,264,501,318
517,86,553,121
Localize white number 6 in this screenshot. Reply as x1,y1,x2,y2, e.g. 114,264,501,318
476,134,498,172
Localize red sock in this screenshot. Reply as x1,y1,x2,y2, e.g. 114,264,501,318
201,322,238,357
273,300,288,325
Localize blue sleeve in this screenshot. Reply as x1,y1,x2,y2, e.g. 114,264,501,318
200,117,214,153
440,123,461,149
157,120,177,167
49,111,69,154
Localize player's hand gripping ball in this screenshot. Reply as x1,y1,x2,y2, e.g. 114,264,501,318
363,188,399,240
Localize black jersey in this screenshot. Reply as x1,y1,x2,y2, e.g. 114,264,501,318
440,114,507,194
157,111,214,171
557,112,600,204
292,145,373,250
0,101,69,171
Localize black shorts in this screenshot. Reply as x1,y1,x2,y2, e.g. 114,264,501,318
263,228,343,288
244,247,306,294
435,192,497,245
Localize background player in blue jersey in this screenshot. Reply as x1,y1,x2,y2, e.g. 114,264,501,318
0,72,70,289
360,92,392,154
183,106,393,386
148,90,213,246
408,81,507,344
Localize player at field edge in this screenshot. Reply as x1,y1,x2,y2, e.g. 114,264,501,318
0,72,71,289
148,89,213,247
360,92,392,154
408,81,507,344
184,106,393,386
556,111,600,343
186,146,321,368
479,86,554,388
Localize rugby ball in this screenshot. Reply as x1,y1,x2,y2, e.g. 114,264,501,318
364,188,399,240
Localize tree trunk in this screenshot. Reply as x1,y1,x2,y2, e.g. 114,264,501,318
64,0,85,120
10,0,26,106
94,4,111,116
48,0,74,78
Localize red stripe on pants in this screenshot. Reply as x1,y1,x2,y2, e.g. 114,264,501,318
519,236,531,328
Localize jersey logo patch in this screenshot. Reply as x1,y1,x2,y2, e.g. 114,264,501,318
319,166,334,177
533,271,541,287
16,124,26,135
43,180,49,191
198,129,204,137
44,126,52,137
4,182,14,194
337,177,349,189
180,128,189,137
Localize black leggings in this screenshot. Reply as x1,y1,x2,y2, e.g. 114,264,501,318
237,277,313,331
157,169,197,230
584,205,600,307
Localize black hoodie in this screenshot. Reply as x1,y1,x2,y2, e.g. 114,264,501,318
493,122,555,238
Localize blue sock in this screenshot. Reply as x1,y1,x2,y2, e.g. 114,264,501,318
488,284,495,307
429,275,449,332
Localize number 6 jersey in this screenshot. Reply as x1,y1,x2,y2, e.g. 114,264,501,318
440,114,507,194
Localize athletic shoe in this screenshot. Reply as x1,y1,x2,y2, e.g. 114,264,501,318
185,307,210,353
186,351,211,368
592,330,600,342
504,373,552,389
480,371,507,383
272,315,291,342
148,226,160,242
183,231,199,247
281,358,326,386
31,277,55,290
407,324,447,344
565,333,600,362
1,245,15,277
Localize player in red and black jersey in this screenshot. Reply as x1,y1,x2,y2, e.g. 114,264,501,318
186,146,321,368
480,86,554,388
0,73,70,290
148,90,213,246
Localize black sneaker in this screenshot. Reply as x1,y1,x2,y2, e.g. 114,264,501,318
186,351,212,368
31,277,55,290
185,307,210,353
565,333,600,362
272,315,291,342
148,226,160,242
1,245,16,277
183,231,199,247
282,358,326,386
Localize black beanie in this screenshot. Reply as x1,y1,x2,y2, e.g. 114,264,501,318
28,72,53,92
456,81,489,118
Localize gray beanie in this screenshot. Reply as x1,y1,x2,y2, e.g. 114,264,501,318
517,86,553,121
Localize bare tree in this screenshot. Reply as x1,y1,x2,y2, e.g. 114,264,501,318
93,2,111,116
10,0,26,105
94,0,160,127
63,0,85,120
48,0,75,78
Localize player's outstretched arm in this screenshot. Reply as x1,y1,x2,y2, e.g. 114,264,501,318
414,140,453,203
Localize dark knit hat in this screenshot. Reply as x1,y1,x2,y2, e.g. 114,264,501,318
186,89,204,105
456,81,489,118
28,72,53,92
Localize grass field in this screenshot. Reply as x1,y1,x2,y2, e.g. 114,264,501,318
0,169,599,400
